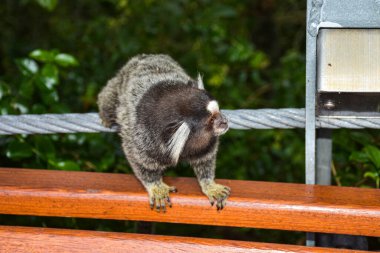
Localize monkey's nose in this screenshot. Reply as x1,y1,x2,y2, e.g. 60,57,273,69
215,115,229,136
219,120,228,128
218,115,229,129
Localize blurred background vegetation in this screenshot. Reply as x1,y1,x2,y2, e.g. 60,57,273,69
0,0,379,247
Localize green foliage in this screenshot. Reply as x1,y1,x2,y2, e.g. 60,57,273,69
1,48,78,115
29,49,78,67
35,0,58,12
6,138,34,159
0,46,123,173
332,130,380,189
350,145,380,188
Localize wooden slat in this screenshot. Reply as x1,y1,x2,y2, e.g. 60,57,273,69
0,168,379,236
0,226,365,253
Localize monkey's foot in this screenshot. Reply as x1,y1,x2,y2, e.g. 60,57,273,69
200,180,231,211
146,182,177,213
100,119,120,131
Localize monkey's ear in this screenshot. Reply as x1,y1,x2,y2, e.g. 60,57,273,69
166,122,191,164
197,73,205,90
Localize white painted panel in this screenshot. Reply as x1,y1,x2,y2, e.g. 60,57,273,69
318,29,380,92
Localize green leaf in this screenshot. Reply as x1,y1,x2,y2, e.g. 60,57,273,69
228,39,254,62
41,90,59,104
34,135,56,160
16,58,38,76
12,102,29,114
31,104,46,114
364,145,380,169
35,0,58,11
364,171,379,180
350,132,373,146
29,49,56,62
54,53,79,67
0,81,11,100
41,63,59,89
99,154,116,172
20,80,35,99
210,4,237,18
250,51,270,69
56,161,80,171
349,150,369,163
6,140,34,159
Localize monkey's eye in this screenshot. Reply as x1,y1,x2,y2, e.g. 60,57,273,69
208,116,215,126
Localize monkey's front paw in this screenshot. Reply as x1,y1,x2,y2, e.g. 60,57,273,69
146,182,177,213
201,182,231,211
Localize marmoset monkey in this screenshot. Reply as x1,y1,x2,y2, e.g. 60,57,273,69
98,54,230,212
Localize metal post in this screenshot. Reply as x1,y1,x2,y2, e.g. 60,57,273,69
305,0,320,246
316,129,332,185
306,1,317,185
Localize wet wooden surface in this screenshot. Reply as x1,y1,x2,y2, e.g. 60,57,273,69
0,226,366,253
0,168,379,236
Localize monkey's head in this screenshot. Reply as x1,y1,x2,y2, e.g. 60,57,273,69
139,74,229,163
161,75,229,163
174,74,229,137
181,94,229,138
204,100,229,136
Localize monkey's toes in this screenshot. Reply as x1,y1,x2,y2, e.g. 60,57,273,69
202,183,231,211
146,182,177,213
100,119,111,128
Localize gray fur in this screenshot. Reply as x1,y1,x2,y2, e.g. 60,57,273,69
98,54,230,210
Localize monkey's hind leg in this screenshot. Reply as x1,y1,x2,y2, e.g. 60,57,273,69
97,76,120,129
130,162,177,212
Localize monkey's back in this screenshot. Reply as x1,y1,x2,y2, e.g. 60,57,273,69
114,54,193,169
118,54,191,113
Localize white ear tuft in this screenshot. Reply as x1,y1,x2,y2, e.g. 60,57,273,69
167,122,191,164
197,73,205,90
207,100,219,114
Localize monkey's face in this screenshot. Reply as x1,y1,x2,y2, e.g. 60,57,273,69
178,96,228,159
185,95,229,139
204,100,229,136
161,86,228,162
176,88,228,138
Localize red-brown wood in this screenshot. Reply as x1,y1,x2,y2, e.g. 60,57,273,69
0,226,365,253
0,168,379,236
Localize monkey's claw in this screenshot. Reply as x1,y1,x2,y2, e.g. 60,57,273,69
201,182,231,211
146,182,177,213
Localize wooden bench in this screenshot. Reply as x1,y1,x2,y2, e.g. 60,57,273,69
0,167,379,252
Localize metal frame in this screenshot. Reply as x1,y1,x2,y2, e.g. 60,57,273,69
306,0,380,246
306,0,380,199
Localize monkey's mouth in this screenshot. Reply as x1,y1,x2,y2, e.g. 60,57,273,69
214,119,229,136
